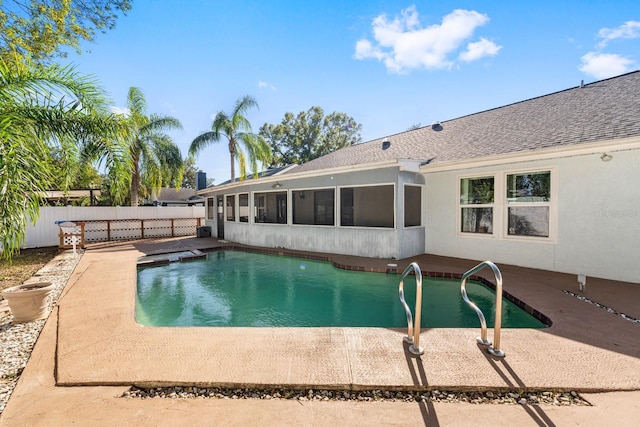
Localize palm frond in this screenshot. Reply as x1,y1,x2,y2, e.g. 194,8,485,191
232,95,258,118
240,133,272,178
127,86,146,116
0,59,108,112
211,111,231,135
0,118,52,259
1,60,126,257
190,95,261,182
236,148,247,180
116,86,185,206
144,114,183,133
189,130,219,156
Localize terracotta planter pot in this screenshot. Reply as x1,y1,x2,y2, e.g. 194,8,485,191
1,282,55,323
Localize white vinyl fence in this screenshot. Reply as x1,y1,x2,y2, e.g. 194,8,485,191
22,206,206,248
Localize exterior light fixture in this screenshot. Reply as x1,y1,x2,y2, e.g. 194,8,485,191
600,153,613,162
272,182,282,189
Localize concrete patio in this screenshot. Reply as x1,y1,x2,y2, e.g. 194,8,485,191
1,236,639,426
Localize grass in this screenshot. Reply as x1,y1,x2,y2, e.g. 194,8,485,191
0,247,59,294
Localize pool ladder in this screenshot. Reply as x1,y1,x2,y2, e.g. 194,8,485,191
398,260,506,357
398,262,424,355
461,261,506,357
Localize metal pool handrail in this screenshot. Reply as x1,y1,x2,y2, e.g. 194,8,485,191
460,260,505,357
398,262,424,355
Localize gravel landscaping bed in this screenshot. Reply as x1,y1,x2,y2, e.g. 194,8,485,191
563,290,640,323
123,386,590,406
0,250,82,415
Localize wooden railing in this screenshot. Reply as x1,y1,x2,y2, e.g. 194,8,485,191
58,222,86,250
58,218,202,245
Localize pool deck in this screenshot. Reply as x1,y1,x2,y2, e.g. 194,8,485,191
2,236,640,426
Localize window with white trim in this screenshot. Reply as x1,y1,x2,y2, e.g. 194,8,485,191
225,195,235,222
254,191,287,224
460,176,494,234
238,193,249,222
506,171,551,237
206,197,215,220
292,189,334,226
340,185,394,228
404,185,422,227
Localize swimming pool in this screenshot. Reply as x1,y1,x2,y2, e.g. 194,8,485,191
136,250,546,328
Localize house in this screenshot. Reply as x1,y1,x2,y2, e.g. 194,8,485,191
150,188,205,207
198,71,640,283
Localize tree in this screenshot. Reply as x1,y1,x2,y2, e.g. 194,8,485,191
120,87,183,206
178,156,215,189
190,95,271,183
0,0,132,63
259,106,362,167
0,59,125,259
49,146,103,191
180,156,197,189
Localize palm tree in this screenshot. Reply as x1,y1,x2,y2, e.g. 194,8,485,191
189,95,271,182
0,58,125,259
121,87,183,206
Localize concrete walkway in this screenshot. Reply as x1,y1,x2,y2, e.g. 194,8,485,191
2,237,639,426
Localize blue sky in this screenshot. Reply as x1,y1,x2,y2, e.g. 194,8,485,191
67,0,640,185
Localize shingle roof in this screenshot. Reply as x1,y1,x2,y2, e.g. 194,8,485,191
218,164,297,186
289,71,640,174
156,188,202,202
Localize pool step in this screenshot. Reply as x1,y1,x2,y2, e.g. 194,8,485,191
137,250,206,267
180,250,206,262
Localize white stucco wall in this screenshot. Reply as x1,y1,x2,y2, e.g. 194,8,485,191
424,149,640,283
222,222,399,258
201,165,426,260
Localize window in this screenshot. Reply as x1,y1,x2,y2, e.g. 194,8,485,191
340,188,354,226
238,193,249,222
506,171,550,237
460,177,494,234
404,185,422,227
293,189,334,226
340,185,394,228
207,197,215,220
254,191,287,224
225,195,235,222
314,190,334,225
255,194,266,222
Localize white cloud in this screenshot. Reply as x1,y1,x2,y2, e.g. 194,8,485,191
354,39,383,60
579,52,636,79
354,6,500,73
111,106,130,116
258,81,276,91
597,21,640,48
459,37,502,62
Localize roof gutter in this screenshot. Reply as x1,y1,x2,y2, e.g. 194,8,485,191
197,158,407,196
419,136,640,173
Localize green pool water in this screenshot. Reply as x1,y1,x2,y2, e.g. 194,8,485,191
136,250,546,328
